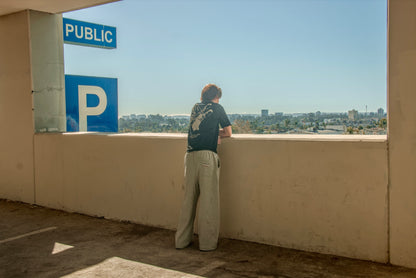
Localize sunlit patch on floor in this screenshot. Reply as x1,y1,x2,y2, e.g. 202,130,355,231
52,242,74,254
62,257,205,278
0,227,57,244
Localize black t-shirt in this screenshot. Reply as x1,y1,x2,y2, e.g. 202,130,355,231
187,101,231,153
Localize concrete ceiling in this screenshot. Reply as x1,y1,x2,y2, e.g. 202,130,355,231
0,0,120,16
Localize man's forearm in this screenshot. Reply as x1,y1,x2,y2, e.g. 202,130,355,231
219,126,232,138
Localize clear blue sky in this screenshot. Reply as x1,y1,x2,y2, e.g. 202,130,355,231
64,0,387,116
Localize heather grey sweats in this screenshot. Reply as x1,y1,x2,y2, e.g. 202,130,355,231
175,150,220,251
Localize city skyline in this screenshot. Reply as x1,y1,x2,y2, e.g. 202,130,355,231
120,107,386,118
119,107,387,135
64,0,387,115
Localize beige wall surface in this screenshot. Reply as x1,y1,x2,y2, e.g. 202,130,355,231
34,133,187,228
220,137,388,262
0,11,35,203
34,133,388,262
388,0,416,269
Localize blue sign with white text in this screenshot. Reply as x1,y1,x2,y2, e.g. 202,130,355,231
65,75,118,132
63,18,117,49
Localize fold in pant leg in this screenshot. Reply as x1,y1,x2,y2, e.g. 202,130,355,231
175,153,199,249
198,151,220,251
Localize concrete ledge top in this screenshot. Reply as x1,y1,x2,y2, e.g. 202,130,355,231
35,132,387,142
226,134,387,142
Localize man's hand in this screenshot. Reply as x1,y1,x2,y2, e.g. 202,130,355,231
219,126,232,138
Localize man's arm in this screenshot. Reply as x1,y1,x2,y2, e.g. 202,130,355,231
219,125,232,138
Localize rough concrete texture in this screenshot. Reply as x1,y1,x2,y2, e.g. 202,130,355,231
1,200,415,278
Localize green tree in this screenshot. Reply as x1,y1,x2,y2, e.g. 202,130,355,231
256,126,264,134
284,119,290,128
379,118,387,128
232,119,252,134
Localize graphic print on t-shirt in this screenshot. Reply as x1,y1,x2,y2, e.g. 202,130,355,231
190,103,213,139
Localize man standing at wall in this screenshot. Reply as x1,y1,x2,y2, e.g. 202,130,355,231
175,84,232,251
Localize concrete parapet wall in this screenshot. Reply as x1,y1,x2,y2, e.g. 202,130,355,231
34,133,388,262
220,135,388,262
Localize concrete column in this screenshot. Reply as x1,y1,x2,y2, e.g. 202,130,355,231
0,10,65,203
30,11,66,132
0,11,35,202
388,0,416,269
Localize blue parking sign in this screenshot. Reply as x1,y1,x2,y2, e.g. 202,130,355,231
65,75,118,132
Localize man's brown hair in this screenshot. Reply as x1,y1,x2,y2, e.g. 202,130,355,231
201,84,222,102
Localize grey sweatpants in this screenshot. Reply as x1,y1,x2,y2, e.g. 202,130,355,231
175,150,220,251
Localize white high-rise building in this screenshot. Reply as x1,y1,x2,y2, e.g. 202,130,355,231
348,109,358,121
377,108,384,117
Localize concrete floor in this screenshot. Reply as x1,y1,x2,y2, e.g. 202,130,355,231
1,200,416,278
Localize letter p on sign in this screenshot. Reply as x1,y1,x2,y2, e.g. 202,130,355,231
65,75,118,132
78,85,107,131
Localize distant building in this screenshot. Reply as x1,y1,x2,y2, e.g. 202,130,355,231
261,109,269,117
348,109,358,121
169,115,189,120
275,112,283,117
377,108,385,118
324,118,335,124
